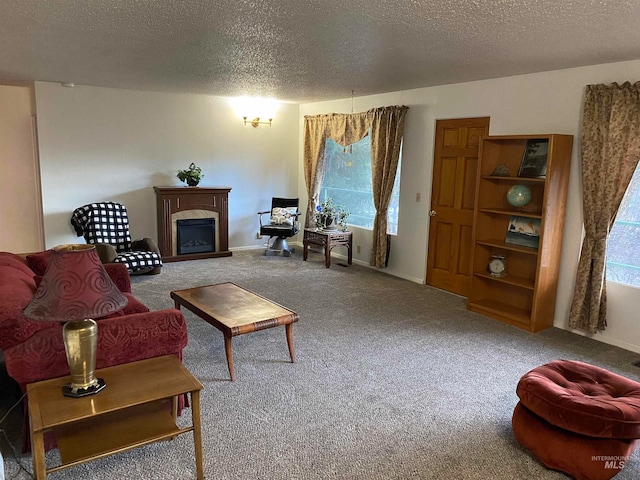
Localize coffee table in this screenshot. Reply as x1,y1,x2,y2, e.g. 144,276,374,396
171,282,299,381
27,355,204,479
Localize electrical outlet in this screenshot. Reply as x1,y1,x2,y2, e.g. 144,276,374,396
416,192,421,202
256,232,262,239
356,245,361,254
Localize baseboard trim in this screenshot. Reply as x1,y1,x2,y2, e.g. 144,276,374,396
234,242,425,284
557,326,640,355
230,245,266,252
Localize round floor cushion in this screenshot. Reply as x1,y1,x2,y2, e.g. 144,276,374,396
512,402,639,480
516,360,640,439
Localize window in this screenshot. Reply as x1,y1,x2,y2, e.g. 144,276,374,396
319,135,401,234
606,162,640,287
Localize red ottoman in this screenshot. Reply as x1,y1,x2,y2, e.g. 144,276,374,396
513,360,640,480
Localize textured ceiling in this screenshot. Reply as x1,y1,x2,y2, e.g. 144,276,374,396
1,0,640,103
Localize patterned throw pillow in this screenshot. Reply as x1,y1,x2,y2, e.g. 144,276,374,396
270,207,298,226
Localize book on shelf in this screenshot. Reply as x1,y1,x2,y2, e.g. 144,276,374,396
505,215,541,249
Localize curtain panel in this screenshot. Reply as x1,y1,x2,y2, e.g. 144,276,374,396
569,82,640,333
303,115,328,229
302,106,408,267
368,106,409,267
302,112,369,228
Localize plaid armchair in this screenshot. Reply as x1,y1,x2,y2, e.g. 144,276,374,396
71,202,163,275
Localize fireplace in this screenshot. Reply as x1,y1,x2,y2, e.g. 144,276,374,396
176,218,216,255
154,186,232,261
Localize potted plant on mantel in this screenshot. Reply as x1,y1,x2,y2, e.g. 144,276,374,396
177,163,204,187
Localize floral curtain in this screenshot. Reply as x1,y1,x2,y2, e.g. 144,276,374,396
303,112,370,227
303,116,328,228
303,106,408,267
369,106,409,268
569,82,640,333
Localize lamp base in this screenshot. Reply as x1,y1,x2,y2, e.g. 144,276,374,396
62,377,106,398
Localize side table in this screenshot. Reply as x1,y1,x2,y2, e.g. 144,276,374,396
28,355,204,479
303,228,352,268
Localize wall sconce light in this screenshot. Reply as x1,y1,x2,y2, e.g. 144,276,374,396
232,96,278,128
243,116,273,128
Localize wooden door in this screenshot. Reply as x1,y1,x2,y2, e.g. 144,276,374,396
0,84,44,253
426,117,490,296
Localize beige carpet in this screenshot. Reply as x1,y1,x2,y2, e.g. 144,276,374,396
2,250,640,479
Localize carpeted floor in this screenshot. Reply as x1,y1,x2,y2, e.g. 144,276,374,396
2,249,640,479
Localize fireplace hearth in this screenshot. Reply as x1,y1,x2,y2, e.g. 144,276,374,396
176,218,215,255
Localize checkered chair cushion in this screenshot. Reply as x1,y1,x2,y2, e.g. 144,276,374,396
112,251,162,273
71,202,162,273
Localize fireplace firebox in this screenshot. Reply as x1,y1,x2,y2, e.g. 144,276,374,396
176,218,216,255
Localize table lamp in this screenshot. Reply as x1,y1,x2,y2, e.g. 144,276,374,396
23,244,128,397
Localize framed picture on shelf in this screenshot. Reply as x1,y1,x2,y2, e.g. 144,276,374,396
505,215,541,249
518,139,549,178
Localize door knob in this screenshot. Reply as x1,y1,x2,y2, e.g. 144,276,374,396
429,210,437,217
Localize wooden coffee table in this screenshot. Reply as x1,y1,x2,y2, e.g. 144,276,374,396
27,355,204,479
171,282,299,381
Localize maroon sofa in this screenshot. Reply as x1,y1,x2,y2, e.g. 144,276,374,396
0,250,188,450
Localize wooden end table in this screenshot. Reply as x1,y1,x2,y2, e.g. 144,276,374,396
27,355,204,480
303,228,353,268
171,282,299,381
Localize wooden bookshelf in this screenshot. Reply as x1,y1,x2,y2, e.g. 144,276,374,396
467,134,573,332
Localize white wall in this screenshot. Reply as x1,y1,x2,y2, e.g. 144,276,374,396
35,82,300,250
32,62,640,354
300,59,640,354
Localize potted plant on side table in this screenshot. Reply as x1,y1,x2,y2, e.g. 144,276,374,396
314,198,350,231
177,163,204,187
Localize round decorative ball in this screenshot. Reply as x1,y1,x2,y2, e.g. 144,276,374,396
506,184,532,208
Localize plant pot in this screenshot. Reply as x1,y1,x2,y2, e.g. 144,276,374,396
322,216,338,231
186,179,200,187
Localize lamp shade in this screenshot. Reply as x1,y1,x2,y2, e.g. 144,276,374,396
23,244,127,322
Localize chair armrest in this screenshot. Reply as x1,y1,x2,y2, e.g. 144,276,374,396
4,308,188,386
132,237,161,255
96,308,188,366
103,263,132,293
94,243,118,263
258,211,271,228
